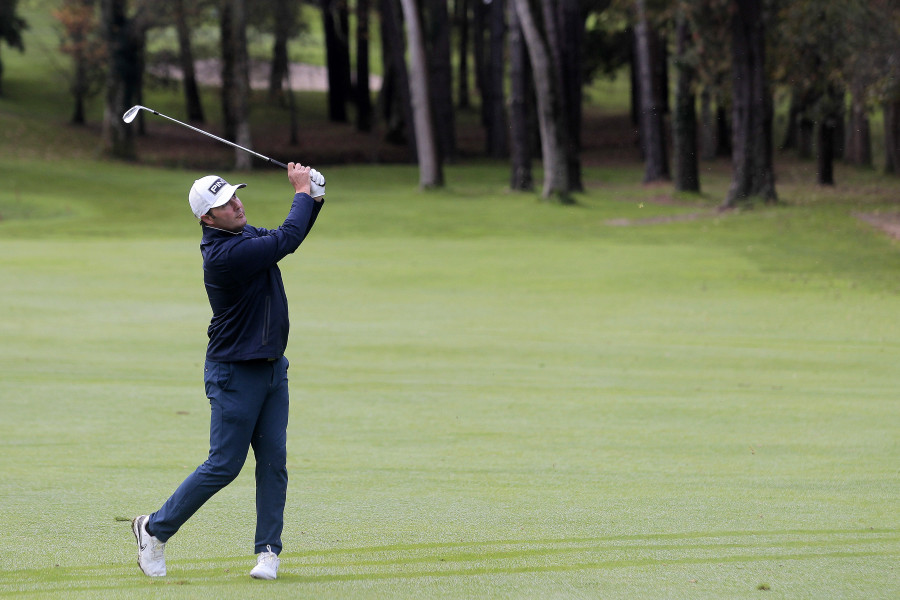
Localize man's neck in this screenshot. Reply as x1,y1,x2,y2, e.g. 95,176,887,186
202,223,242,235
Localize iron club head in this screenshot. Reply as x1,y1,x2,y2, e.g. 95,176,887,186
122,105,150,123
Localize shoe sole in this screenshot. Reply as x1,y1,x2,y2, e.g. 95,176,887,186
132,516,147,575
131,516,143,553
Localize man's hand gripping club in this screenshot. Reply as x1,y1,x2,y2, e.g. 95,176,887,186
288,163,326,200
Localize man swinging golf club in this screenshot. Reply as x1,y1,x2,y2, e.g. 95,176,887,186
132,162,325,580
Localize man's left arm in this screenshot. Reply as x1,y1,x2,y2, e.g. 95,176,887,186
227,192,321,282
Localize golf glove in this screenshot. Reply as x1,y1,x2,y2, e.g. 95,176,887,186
310,168,326,198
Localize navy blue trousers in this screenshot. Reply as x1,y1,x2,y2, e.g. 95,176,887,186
148,356,289,555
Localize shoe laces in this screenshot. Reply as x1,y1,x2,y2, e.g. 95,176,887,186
258,545,278,566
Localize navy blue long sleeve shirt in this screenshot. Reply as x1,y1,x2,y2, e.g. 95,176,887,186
200,192,323,361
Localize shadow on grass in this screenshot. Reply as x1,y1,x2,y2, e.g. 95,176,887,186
2,528,895,593
276,528,897,582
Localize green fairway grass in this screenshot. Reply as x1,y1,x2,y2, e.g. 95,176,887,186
1,156,899,599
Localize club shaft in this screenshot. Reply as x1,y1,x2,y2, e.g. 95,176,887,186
148,109,287,169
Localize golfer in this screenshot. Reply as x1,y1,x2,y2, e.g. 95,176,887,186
132,163,325,580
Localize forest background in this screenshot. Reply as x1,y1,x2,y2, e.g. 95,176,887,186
2,0,899,204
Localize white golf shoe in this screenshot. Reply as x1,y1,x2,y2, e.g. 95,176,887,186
250,545,279,580
132,515,166,577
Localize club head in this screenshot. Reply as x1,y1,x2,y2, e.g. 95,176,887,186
122,105,146,124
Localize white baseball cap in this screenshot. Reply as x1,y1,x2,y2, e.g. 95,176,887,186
189,175,246,219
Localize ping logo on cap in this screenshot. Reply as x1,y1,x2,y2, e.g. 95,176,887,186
208,178,228,195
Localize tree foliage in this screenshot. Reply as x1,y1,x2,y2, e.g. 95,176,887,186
0,0,28,95
11,0,900,194
53,0,106,123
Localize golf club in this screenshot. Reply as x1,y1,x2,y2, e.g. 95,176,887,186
122,105,288,169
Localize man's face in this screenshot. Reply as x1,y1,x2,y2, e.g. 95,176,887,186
203,195,246,232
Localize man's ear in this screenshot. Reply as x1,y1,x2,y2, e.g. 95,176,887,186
199,213,215,226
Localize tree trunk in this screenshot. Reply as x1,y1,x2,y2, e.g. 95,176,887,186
285,67,299,145
781,90,800,150
715,101,731,157
634,0,668,183
73,89,86,124
508,0,533,191
455,0,470,109
71,41,87,124
833,89,845,159
472,0,488,132
100,0,141,159
426,0,456,160
723,0,776,208
399,0,443,187
884,99,900,175
673,11,699,193
797,115,813,159
629,31,639,127
379,0,416,157
222,0,251,170
65,0,94,125
538,0,573,190
355,0,373,131
651,25,668,116
268,0,294,104
219,1,235,141
174,0,204,122
699,87,716,160
511,0,570,202
557,0,583,191
134,27,146,136
378,63,403,143
0,0,27,96
816,86,843,186
322,0,351,123
845,82,872,167
485,0,508,158
816,116,835,185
